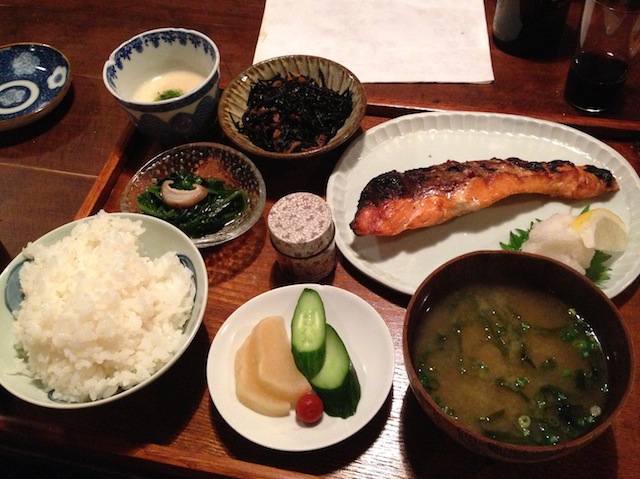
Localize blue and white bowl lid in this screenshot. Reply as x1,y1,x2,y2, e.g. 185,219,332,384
0,43,71,132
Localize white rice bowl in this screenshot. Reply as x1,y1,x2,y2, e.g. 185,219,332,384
0,211,208,408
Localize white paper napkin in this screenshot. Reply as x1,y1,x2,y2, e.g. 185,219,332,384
253,0,495,84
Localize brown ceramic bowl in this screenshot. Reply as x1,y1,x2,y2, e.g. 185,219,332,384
218,55,366,160
403,250,634,463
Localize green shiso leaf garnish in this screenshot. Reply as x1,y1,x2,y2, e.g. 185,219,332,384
585,250,612,286
499,222,537,251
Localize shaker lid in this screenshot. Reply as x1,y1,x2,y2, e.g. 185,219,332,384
268,192,334,258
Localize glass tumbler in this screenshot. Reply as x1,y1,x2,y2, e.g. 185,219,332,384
564,0,640,113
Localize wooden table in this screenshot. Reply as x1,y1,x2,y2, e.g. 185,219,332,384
1,1,639,478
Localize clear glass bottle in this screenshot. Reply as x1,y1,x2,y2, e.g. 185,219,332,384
493,0,571,57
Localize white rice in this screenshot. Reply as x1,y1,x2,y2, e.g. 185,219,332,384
12,211,196,403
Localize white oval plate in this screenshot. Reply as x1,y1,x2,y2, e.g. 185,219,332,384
327,111,640,298
206,284,394,451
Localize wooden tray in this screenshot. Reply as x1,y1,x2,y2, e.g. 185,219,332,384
22,109,629,478
3,1,639,476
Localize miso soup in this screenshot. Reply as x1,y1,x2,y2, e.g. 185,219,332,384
412,283,608,446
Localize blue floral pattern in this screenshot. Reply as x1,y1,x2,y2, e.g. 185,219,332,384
0,44,70,128
137,94,220,144
106,29,217,84
103,29,220,144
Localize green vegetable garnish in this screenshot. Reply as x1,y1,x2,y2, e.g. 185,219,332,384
155,89,185,101
137,169,248,237
585,250,612,286
499,222,537,251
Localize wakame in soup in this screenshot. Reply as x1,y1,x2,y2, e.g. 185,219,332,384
412,283,608,446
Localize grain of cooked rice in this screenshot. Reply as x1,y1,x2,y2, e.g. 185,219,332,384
12,211,196,403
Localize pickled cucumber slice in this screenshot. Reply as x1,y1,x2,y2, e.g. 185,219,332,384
291,288,327,378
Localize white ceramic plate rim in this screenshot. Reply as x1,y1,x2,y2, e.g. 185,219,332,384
206,283,394,451
0,212,208,409
326,111,640,298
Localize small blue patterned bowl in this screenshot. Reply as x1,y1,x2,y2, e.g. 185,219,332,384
0,43,71,132
103,28,220,145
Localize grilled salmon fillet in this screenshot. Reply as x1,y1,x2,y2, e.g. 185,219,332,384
350,158,619,236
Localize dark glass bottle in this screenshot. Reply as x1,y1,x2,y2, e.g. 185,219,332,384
492,0,571,57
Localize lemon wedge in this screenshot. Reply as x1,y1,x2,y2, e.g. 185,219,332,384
572,208,628,252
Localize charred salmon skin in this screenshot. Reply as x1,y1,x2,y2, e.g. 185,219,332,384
350,158,619,236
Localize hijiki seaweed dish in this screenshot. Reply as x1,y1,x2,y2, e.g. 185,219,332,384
235,72,353,154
